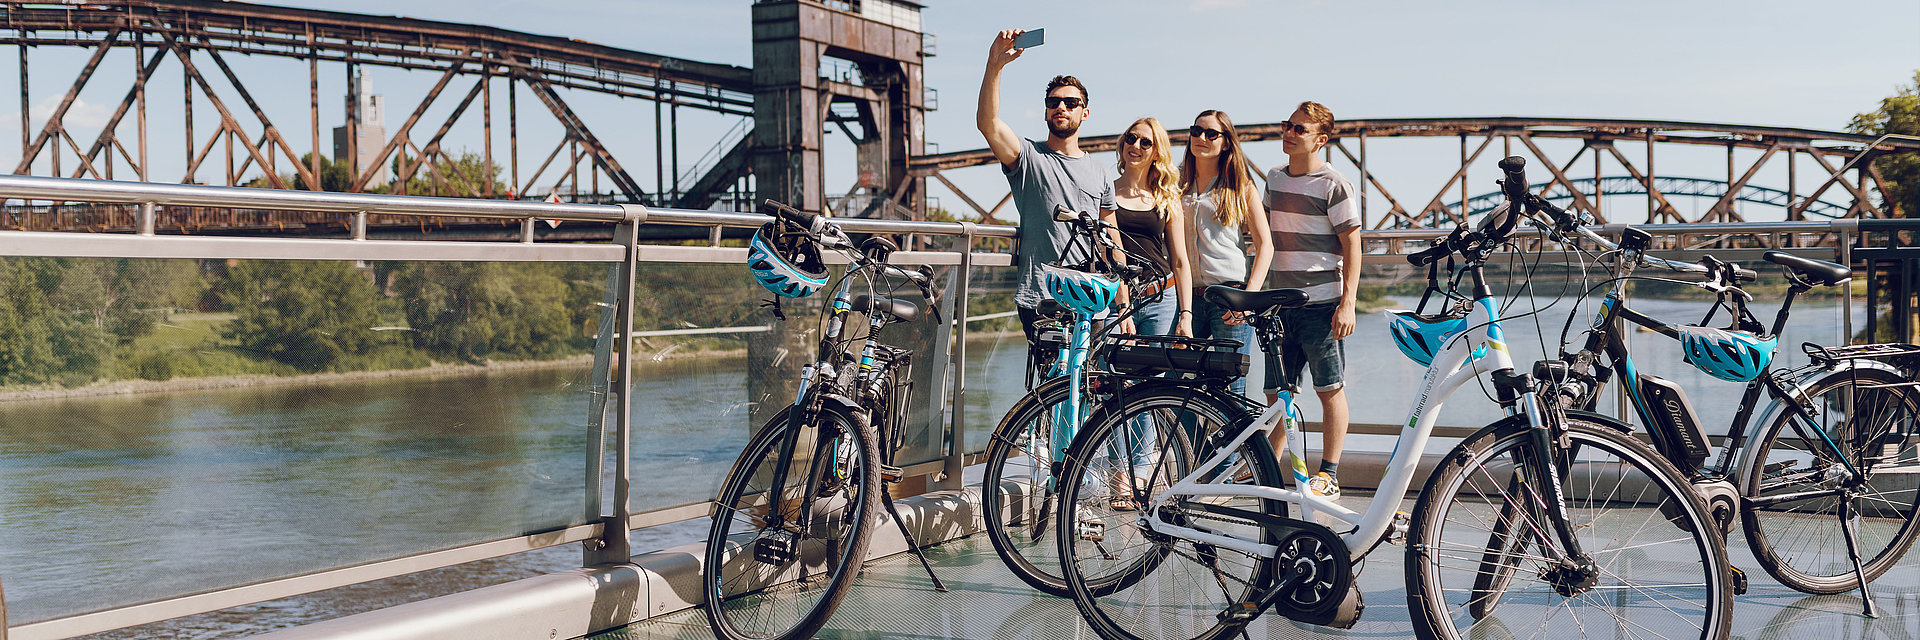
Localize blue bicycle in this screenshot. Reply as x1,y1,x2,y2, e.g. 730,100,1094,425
979,204,1213,596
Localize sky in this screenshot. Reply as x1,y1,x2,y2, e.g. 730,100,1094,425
3,0,1915,222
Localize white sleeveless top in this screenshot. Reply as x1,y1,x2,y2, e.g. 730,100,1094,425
1184,185,1248,287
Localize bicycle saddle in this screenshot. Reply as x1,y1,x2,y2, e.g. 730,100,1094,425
1204,285,1311,314
1762,251,1850,287
853,294,919,323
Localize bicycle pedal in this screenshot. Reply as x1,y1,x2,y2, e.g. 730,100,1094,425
880,464,904,482
753,530,798,566
1730,565,1749,595
1075,519,1106,542
1386,511,1410,546
1218,601,1261,623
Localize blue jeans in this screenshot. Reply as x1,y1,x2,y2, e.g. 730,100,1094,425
1192,292,1253,397
1128,293,1180,337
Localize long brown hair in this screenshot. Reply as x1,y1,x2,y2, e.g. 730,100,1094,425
1118,117,1181,220
1179,109,1256,227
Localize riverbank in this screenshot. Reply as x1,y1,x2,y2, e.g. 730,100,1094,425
0,343,756,403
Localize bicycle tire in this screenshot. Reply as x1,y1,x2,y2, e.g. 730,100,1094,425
1407,418,1733,640
1058,385,1285,640
704,403,881,640
1743,366,1920,594
980,375,1082,596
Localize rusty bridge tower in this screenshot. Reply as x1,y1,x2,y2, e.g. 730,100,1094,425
751,0,930,218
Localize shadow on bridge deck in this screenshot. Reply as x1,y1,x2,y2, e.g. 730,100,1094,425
595,491,1920,640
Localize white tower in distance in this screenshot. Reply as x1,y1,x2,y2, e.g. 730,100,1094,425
333,71,389,186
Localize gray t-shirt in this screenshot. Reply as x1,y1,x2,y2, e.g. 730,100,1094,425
1005,138,1115,308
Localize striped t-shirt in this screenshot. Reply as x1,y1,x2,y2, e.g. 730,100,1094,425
1265,164,1360,304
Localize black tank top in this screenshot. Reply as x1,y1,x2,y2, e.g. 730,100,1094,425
1113,203,1173,276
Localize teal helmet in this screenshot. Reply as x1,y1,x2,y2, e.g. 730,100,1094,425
1386,308,1469,366
1041,264,1119,316
747,222,829,298
1678,325,1777,382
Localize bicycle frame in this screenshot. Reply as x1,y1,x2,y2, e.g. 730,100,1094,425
1578,269,1873,497
1146,266,1522,561
762,264,906,532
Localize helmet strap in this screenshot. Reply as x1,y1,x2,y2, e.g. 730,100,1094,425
760,297,787,321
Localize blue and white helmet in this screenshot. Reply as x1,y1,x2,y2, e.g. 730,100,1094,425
1040,264,1119,315
1386,309,1469,366
1678,325,1777,382
747,222,829,298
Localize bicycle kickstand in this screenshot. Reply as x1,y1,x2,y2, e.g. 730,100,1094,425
1839,493,1880,617
881,491,949,592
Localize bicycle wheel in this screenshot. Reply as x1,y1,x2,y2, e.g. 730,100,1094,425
1058,385,1284,640
981,375,1085,596
1743,366,1920,593
704,403,881,640
1408,418,1733,640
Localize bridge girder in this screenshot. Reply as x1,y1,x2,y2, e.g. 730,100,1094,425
912,117,1920,229
0,0,757,211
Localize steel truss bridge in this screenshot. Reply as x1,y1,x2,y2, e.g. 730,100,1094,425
912,117,1920,229
0,0,758,234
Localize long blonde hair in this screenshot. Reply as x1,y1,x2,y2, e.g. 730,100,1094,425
1179,109,1257,227
1117,117,1182,220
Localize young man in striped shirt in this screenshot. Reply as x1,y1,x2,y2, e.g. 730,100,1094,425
1263,101,1361,498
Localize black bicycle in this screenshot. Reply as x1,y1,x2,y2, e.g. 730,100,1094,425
1482,156,1920,617
703,201,945,640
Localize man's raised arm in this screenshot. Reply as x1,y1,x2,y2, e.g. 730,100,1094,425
976,29,1026,169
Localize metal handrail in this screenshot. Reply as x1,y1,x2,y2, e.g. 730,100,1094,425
0,174,1024,239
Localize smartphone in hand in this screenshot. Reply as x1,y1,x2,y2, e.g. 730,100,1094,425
1012,28,1044,49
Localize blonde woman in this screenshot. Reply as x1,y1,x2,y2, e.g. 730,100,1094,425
1111,117,1193,338
1181,109,1272,396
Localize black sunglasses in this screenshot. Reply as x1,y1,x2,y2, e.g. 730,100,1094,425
1045,96,1085,110
1120,132,1154,149
1279,120,1316,135
1188,126,1225,141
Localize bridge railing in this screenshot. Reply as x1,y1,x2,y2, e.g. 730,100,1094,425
0,172,1908,639
0,174,1020,640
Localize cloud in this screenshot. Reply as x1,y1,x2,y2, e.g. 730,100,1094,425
28,95,114,132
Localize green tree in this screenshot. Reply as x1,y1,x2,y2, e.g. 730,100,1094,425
387,150,510,198
1850,71,1920,218
223,260,388,372
293,153,355,192
0,258,113,385
48,258,204,344
392,262,577,362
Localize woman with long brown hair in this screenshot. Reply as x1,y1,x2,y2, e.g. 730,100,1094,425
1180,109,1272,396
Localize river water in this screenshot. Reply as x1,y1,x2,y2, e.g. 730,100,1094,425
0,296,1861,637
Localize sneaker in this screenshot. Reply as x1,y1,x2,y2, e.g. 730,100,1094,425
1307,472,1341,499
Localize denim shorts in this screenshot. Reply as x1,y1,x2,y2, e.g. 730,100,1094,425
1263,302,1346,394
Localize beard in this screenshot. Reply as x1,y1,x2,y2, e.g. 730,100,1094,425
1047,117,1081,138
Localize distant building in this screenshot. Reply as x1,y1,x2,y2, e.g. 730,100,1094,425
333,72,388,185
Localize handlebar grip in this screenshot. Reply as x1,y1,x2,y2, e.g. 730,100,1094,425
762,199,819,231
1498,156,1529,203
1408,238,1452,266
1732,265,1759,284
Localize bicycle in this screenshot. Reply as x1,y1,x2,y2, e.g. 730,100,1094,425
1501,171,1920,617
703,200,946,640
1052,159,1734,640
981,204,1219,596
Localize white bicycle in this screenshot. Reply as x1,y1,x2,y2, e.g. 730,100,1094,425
1052,158,1733,640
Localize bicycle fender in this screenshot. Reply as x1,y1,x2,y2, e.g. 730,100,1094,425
1732,359,1904,493
1460,410,1633,445
815,392,869,429
1061,380,1250,462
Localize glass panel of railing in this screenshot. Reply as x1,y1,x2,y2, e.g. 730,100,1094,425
626,261,769,517
626,257,960,516
0,257,609,625
960,263,1025,456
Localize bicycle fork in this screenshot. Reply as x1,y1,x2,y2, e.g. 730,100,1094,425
1493,369,1598,597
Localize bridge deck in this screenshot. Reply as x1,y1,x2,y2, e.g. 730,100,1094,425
595,492,1920,640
